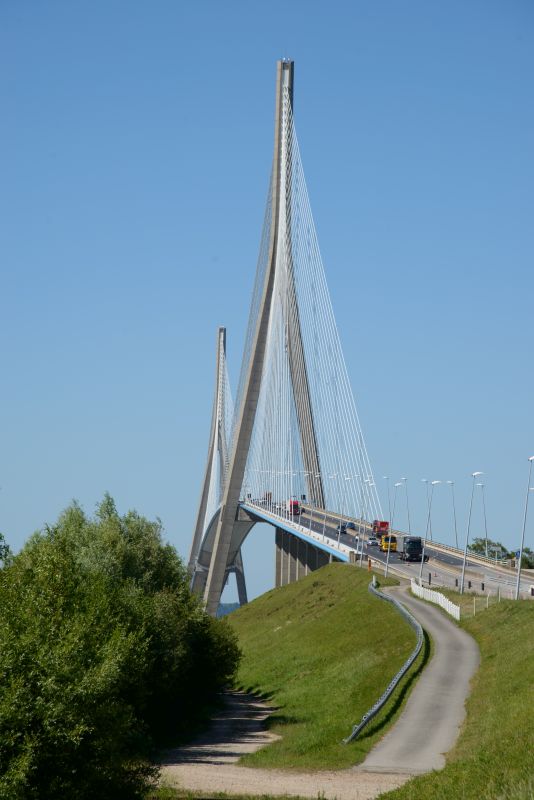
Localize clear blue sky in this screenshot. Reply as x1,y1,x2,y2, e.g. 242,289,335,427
1,1,533,600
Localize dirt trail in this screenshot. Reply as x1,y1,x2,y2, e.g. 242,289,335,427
159,692,410,799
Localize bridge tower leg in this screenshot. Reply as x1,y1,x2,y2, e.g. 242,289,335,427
189,327,248,606
188,327,228,577
232,549,248,606
202,61,326,615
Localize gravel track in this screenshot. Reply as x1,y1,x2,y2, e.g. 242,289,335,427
160,692,408,799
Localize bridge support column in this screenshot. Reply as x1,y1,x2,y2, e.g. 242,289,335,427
276,528,333,587
275,528,284,588
297,538,308,579
289,534,298,583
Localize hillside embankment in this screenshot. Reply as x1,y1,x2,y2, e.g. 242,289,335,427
160,566,534,800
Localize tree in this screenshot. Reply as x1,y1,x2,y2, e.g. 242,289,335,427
468,537,507,558
0,496,240,799
520,547,534,569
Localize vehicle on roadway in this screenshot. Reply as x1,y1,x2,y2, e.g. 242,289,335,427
367,536,378,546
346,521,356,530
379,534,397,553
337,522,347,534
372,519,390,536
286,499,301,515
398,535,423,562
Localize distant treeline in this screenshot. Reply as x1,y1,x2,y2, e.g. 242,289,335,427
0,495,240,799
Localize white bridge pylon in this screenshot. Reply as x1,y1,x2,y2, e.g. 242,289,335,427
191,61,382,615
189,327,248,606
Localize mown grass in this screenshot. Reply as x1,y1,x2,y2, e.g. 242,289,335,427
225,563,427,771
438,586,505,619
380,595,534,800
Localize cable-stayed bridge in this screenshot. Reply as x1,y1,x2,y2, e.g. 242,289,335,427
188,60,533,615
189,59,381,615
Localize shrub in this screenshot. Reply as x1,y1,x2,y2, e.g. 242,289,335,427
0,496,240,799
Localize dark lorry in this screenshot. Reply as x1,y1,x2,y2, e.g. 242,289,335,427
398,535,423,562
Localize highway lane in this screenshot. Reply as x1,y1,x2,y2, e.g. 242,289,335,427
297,508,534,597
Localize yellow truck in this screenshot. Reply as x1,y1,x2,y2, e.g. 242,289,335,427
379,534,397,553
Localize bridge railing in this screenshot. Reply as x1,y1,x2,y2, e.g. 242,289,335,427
421,539,512,571
301,506,512,572
241,501,355,561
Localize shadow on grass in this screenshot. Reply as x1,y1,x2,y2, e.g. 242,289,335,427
356,629,431,742
235,686,300,729
238,685,278,703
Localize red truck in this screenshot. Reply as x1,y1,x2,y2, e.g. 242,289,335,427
372,520,390,535
286,499,301,516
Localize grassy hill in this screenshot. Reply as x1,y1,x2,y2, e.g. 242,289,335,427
156,570,534,800
226,563,424,770
380,595,534,800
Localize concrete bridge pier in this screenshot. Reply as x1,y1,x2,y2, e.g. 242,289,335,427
275,528,331,588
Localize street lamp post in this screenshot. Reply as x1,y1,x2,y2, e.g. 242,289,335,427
384,483,402,578
385,483,402,578
460,471,484,594
363,478,372,535
515,456,534,600
419,481,441,584
402,477,411,535
476,482,489,558
338,476,352,544
383,476,392,527
446,480,459,549
421,479,432,540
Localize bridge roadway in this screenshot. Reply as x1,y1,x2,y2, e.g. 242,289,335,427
240,502,534,598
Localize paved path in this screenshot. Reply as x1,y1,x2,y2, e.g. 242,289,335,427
160,585,480,798
360,585,480,774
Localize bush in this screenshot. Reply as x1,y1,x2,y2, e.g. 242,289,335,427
0,496,240,799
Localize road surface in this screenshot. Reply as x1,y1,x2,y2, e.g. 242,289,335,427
359,584,479,773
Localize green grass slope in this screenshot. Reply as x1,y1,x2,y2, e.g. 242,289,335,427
226,563,424,771
381,597,534,800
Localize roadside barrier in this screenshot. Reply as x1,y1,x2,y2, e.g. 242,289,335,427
410,579,461,621
342,579,424,743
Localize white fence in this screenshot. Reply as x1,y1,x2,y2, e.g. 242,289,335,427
411,579,461,621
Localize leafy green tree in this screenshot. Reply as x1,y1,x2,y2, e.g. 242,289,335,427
468,538,534,568
0,496,240,799
468,537,507,558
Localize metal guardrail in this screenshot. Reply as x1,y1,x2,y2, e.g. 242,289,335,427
424,539,511,571
342,580,424,743
241,502,354,561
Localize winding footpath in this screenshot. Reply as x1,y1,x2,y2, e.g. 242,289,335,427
160,584,480,799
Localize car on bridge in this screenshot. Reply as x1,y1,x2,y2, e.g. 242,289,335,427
367,536,378,546
346,521,356,531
